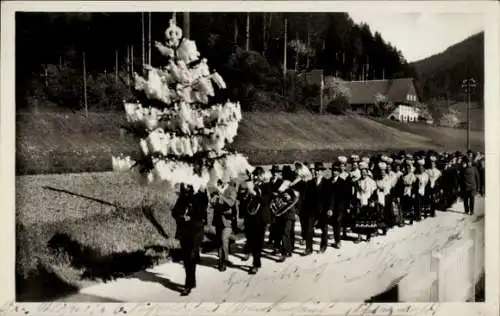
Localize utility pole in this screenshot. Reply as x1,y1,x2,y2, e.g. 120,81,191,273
83,52,88,118
461,78,477,151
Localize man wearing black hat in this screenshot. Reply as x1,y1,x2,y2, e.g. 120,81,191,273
272,165,298,260
238,172,271,274
459,157,481,215
326,160,352,249
305,162,331,254
171,184,209,296
267,165,283,251
212,180,239,272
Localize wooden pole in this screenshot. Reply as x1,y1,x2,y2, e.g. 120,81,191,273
467,85,471,151
233,15,239,45
115,49,118,83
148,12,152,64
283,17,287,97
131,45,134,75
183,12,190,39
142,12,145,66
83,52,88,117
320,73,324,114
126,45,130,87
44,65,48,87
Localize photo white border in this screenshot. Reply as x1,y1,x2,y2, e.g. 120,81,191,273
1,1,498,315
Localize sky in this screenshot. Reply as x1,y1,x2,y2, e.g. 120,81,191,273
347,12,484,62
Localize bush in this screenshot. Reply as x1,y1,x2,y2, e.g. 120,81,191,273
373,93,393,117
323,77,351,114
439,110,460,128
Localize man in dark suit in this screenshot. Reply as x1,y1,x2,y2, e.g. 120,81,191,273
272,165,298,261
171,184,208,296
211,180,238,271
267,165,283,251
238,177,269,275
306,162,331,254
327,157,351,249
459,157,481,215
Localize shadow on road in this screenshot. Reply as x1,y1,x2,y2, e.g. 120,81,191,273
47,232,170,283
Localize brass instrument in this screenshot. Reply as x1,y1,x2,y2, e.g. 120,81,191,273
270,188,299,217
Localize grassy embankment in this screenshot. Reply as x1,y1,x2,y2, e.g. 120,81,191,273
15,110,484,301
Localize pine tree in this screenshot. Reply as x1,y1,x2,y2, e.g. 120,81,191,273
113,17,253,192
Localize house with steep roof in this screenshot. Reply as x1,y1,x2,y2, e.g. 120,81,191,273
343,78,421,122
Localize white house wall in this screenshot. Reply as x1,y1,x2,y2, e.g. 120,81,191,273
389,105,419,122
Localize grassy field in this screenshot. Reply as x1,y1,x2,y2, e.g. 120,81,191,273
15,110,484,301
16,110,484,175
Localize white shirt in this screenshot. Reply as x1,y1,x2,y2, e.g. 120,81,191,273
357,177,376,206
402,173,416,197
426,168,441,189
416,172,429,196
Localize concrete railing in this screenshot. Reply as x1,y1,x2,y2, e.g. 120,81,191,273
398,221,484,302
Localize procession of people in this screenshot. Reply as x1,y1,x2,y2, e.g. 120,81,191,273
171,149,484,296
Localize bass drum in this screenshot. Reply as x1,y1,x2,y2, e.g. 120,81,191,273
270,189,299,217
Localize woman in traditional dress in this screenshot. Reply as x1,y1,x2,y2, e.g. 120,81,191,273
395,160,418,225
425,156,442,217
353,161,378,242
414,159,429,220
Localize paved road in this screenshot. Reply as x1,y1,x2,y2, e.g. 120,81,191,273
58,197,484,303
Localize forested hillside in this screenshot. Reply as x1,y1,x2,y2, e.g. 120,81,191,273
411,32,484,105
16,12,416,112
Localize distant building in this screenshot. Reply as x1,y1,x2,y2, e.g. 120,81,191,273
388,104,419,122
342,78,421,121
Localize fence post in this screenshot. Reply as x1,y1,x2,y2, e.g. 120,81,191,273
469,226,477,301
431,251,444,301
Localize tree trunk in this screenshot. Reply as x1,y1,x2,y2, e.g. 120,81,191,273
115,49,119,83
82,52,88,117
245,12,250,51
283,17,287,96
148,12,152,64
262,13,267,57
233,15,239,45
306,17,311,70
142,12,145,66
294,33,299,72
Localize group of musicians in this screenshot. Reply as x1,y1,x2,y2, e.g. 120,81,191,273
172,149,484,296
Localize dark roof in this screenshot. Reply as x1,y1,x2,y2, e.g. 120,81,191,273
343,78,417,105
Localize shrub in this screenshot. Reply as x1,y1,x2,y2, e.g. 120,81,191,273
439,110,460,128
373,93,393,116
323,77,351,114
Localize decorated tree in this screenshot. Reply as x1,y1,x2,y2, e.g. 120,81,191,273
113,16,253,192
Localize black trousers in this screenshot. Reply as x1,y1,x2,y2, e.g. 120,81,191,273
319,215,330,249
414,194,424,219
462,190,475,214
273,217,294,255
179,224,205,289
300,214,315,251
331,209,344,243
268,217,279,246
244,220,266,267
